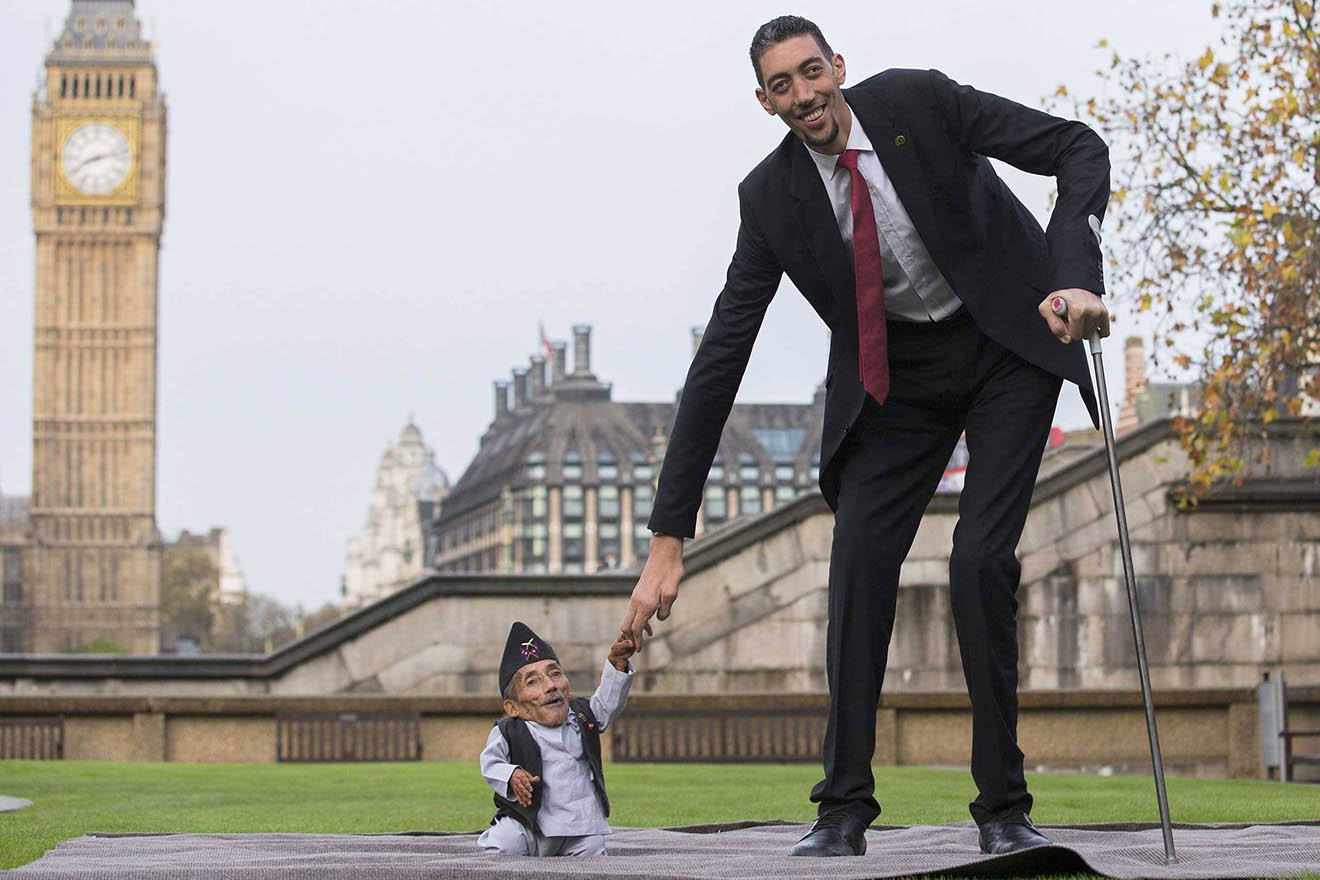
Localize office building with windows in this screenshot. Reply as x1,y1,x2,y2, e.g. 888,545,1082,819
429,326,825,573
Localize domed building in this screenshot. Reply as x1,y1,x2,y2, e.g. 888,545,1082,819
342,420,450,608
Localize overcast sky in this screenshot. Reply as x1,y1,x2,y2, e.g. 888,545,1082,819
0,0,1225,610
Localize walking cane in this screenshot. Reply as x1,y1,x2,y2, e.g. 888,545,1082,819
1051,215,1178,865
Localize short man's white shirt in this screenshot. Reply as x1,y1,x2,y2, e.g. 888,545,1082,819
806,102,963,322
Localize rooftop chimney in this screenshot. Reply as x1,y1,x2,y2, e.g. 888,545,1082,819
529,355,546,398
551,342,567,385
690,325,704,359
1117,336,1146,435
572,324,593,377
512,368,528,409
493,380,509,419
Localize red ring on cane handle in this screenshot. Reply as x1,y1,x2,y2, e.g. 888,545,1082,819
1051,297,1067,317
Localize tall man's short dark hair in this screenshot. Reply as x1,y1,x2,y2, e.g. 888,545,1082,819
749,15,834,86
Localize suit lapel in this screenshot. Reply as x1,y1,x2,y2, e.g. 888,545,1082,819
787,138,855,321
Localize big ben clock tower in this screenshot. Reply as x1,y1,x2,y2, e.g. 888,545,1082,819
27,0,165,653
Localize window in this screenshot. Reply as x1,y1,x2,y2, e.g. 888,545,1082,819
633,523,652,561
598,452,618,481
704,484,727,520
524,450,546,481
632,483,653,518
810,454,821,482
2,583,19,605
563,520,585,563
598,484,620,518
740,485,762,516
774,464,795,483
562,450,582,482
2,550,20,585
738,453,760,483
598,519,621,569
754,428,806,462
709,458,725,482
775,485,797,504
562,484,584,518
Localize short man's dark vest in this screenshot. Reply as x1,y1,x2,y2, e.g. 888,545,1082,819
491,696,609,832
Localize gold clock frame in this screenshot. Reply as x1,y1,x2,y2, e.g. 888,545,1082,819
54,116,140,205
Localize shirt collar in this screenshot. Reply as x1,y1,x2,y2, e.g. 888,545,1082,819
806,101,873,177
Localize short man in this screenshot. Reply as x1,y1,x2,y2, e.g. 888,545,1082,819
621,15,1110,857
478,622,636,857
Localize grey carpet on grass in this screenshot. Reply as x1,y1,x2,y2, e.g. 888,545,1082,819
6,821,1320,879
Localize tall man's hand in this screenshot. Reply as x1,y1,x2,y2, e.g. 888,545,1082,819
1039,288,1109,344
620,535,684,652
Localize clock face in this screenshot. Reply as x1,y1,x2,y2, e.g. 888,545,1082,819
61,122,132,195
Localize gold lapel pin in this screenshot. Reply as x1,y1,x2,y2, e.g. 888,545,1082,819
894,134,907,147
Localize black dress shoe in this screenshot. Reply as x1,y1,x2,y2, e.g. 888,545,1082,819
978,811,1051,854
789,811,868,856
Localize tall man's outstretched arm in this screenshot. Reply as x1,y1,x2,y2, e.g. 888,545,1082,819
620,184,783,650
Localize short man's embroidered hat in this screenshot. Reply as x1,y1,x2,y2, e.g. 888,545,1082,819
499,621,559,696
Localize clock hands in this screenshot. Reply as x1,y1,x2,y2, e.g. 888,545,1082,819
72,149,130,174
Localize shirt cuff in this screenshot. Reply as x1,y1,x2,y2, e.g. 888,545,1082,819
486,761,517,794
604,657,635,679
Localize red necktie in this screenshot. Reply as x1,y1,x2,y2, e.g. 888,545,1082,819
838,149,889,404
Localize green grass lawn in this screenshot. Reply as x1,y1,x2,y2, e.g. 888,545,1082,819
0,761,1317,871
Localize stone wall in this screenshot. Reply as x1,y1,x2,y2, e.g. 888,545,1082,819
1,420,1316,702
6,688,1309,780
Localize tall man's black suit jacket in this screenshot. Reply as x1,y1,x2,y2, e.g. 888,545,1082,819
648,68,1111,538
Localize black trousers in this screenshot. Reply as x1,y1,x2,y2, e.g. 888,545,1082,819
810,310,1062,826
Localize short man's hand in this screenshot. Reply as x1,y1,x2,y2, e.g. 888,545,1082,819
608,633,636,671
1039,288,1110,345
620,535,684,653
509,767,539,807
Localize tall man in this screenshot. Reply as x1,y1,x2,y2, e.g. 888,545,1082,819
621,16,1110,858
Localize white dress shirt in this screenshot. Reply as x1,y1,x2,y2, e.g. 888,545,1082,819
806,102,963,322
480,659,635,837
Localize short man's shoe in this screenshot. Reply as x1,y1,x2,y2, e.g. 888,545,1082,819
978,811,1051,854
789,811,868,856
